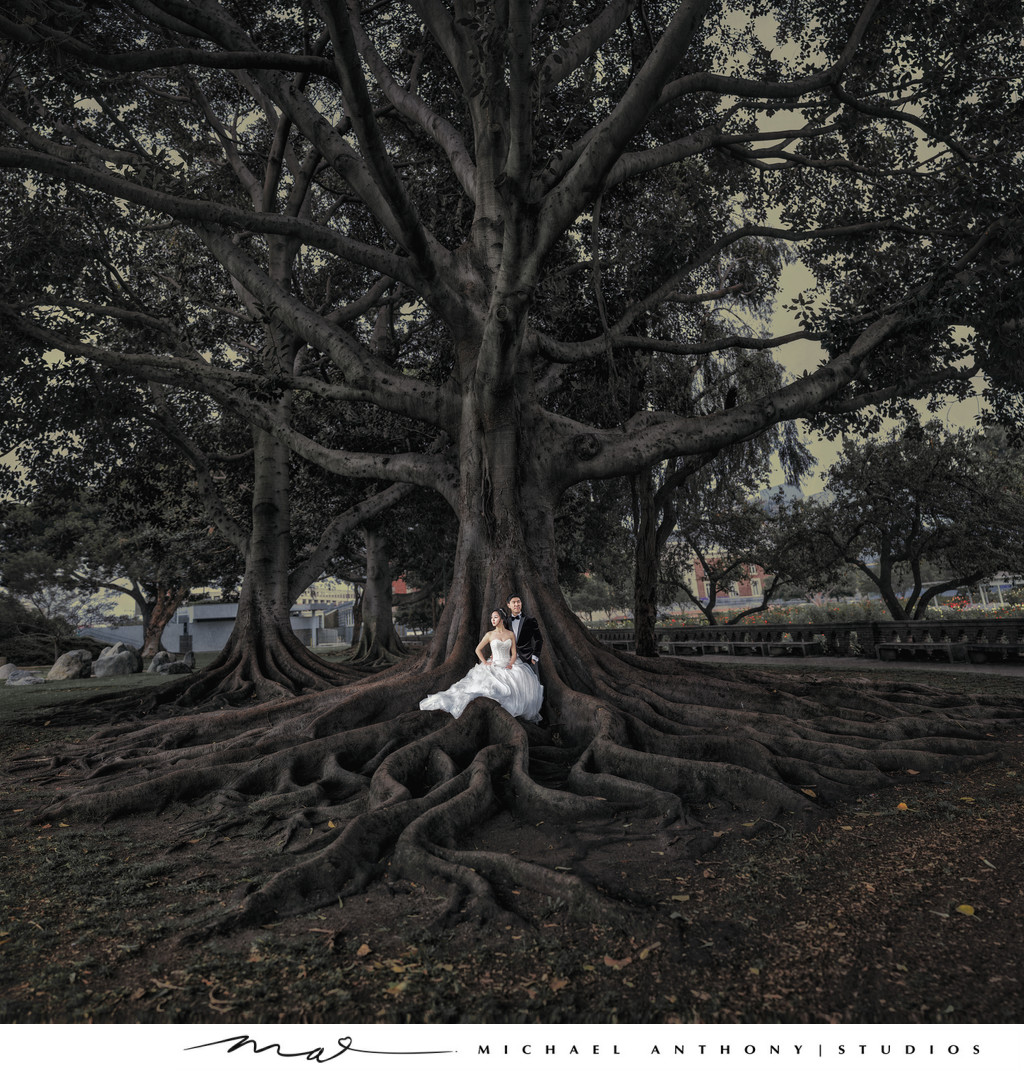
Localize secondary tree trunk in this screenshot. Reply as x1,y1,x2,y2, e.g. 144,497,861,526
175,427,356,706
632,468,661,658
344,522,407,666
139,582,191,659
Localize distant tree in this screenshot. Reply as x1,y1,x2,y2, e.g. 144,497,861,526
794,424,1024,619
565,575,624,623
0,577,113,664
662,482,770,625
0,419,244,658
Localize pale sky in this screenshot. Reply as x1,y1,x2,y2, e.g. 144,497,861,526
767,262,986,495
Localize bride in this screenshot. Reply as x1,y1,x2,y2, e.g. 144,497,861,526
419,610,543,722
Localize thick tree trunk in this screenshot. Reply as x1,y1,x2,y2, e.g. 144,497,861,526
632,469,661,658
344,522,407,666
139,583,190,659
23,334,1018,944
175,428,357,705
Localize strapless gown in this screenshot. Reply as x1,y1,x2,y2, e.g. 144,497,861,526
419,638,543,721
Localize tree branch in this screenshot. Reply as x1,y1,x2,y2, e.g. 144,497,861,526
348,12,477,198
0,145,410,283
288,481,415,598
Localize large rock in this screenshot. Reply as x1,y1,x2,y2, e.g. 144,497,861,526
156,660,195,675
147,651,178,673
0,663,18,681
94,651,140,678
7,669,45,686
46,650,93,681
148,651,195,674
96,642,142,676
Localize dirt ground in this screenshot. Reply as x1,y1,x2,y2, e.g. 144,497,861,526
1,665,1022,1025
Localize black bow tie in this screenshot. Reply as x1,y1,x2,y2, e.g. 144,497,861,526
511,614,521,620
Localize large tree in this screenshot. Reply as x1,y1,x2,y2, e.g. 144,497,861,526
1,1,1021,934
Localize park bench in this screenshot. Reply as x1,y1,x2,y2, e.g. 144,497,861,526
767,639,824,657
667,640,706,656
965,642,1024,664
668,639,769,657
875,639,965,662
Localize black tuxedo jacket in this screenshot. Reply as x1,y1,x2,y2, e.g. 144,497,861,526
508,612,543,669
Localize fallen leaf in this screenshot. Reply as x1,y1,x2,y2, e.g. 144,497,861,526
550,978,569,992
603,954,633,970
906,769,920,775
356,943,372,957
840,825,853,831
328,820,336,829
639,942,662,960
960,797,975,803
955,904,976,916
669,894,690,902
896,802,909,811
801,788,817,798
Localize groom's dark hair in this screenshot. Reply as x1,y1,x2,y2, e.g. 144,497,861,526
507,593,522,604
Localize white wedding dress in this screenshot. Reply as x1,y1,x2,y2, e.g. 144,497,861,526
419,638,543,721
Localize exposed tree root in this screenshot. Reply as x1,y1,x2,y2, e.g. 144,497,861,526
171,630,365,708
19,624,1018,942
341,622,409,670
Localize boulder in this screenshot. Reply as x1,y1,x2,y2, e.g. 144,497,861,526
94,651,140,678
0,663,18,681
97,642,142,674
156,660,195,675
147,651,178,673
7,669,45,686
46,650,93,681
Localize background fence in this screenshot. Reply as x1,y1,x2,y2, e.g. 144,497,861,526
590,618,1024,664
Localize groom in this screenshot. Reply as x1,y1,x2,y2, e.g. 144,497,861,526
506,594,542,675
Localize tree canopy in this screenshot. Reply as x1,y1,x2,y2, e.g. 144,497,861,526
1,0,1020,566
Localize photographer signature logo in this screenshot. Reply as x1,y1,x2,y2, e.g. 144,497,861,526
187,1034,455,1063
